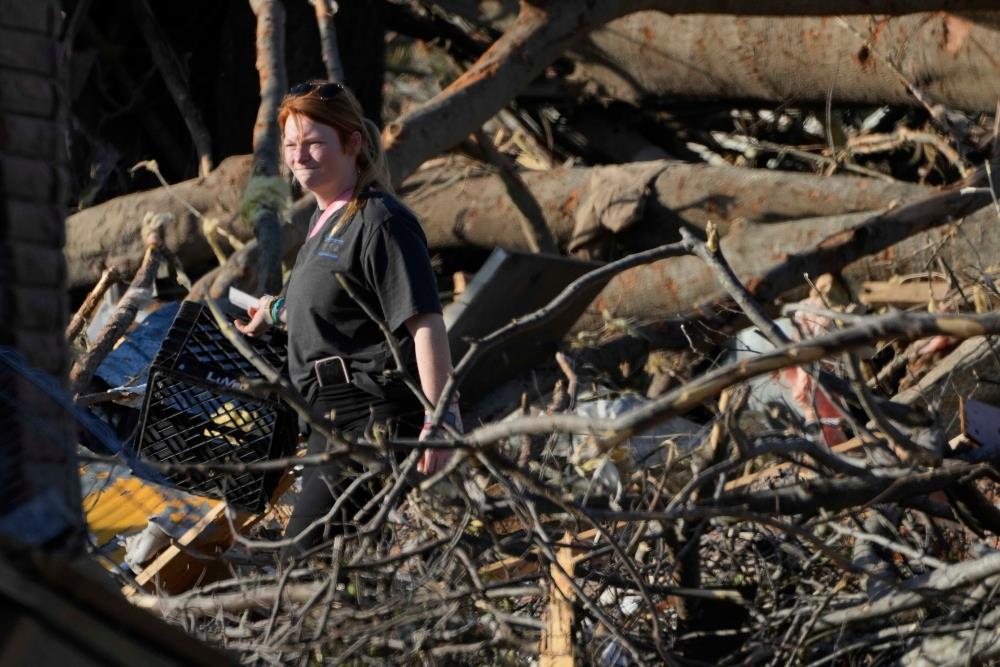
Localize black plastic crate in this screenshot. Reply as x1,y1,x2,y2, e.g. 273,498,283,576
132,301,296,512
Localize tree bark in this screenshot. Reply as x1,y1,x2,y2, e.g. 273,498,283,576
577,166,1000,331
65,158,926,291
247,0,287,295
435,0,1000,23
469,129,558,254
382,0,647,187
65,155,251,291
568,12,1000,112
312,0,345,83
403,160,927,252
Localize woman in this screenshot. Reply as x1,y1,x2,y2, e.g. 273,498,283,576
235,81,460,556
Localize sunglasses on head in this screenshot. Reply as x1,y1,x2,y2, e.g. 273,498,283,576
289,82,344,100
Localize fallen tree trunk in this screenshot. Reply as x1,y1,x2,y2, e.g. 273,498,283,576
577,211,875,330
577,166,1000,331
65,158,926,291
569,12,1000,112
434,1,1000,23
435,3,1000,112
65,155,252,291
382,0,649,186
384,4,1000,186
404,160,927,253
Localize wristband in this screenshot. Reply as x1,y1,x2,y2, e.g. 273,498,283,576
268,296,285,325
259,295,275,325
423,409,460,429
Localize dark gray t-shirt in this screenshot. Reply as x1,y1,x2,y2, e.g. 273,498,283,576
284,192,441,397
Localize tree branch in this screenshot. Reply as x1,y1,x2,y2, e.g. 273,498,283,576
311,0,345,83
246,0,288,295
66,266,120,343
130,0,213,177
68,214,167,395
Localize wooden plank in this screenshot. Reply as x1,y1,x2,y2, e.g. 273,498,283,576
859,280,949,307
129,471,296,595
479,553,544,581
539,538,583,667
131,502,231,593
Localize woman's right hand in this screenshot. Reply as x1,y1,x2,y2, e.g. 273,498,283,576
234,296,272,338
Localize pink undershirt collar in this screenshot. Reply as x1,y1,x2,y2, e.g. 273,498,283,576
308,184,356,239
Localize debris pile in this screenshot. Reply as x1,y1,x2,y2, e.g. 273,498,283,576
44,3,1000,665
66,217,1000,665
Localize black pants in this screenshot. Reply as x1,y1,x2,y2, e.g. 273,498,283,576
280,379,421,559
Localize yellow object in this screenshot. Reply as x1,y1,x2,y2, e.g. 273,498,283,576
81,464,217,549
203,399,262,448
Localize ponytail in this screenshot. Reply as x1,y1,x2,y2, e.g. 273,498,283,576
334,118,392,231
360,118,392,196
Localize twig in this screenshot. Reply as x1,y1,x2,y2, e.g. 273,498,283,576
332,273,434,415
226,470,377,552
844,350,933,462
814,551,1000,631
830,520,948,571
681,224,789,347
463,310,1000,447
66,266,121,342
480,456,657,666
310,0,345,83
714,132,897,182
130,0,213,177
847,127,970,177
431,240,690,431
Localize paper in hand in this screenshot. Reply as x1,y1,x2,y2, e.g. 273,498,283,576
228,286,259,311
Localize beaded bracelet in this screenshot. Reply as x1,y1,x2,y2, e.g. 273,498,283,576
258,295,275,325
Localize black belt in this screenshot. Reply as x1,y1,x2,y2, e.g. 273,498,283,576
314,355,388,399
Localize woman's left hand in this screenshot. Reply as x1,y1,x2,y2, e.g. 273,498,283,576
234,296,272,338
417,409,462,475
416,446,452,476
